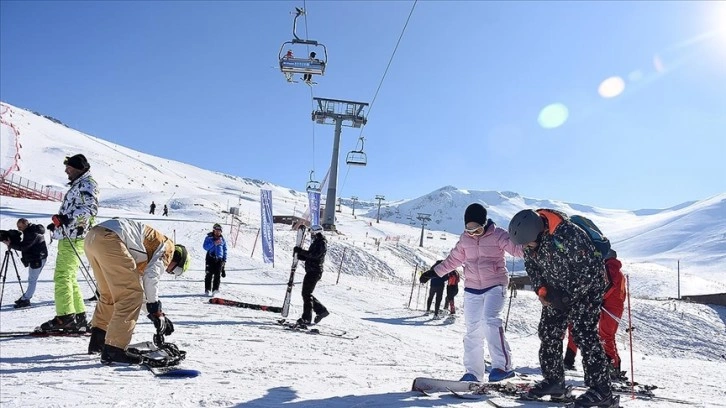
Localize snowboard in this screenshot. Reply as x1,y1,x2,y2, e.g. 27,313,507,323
127,341,200,378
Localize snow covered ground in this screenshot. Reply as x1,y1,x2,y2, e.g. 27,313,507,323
1,102,725,407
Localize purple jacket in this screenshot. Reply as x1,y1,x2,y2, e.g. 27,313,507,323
433,220,524,291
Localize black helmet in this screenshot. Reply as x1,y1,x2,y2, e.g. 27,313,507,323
508,210,544,245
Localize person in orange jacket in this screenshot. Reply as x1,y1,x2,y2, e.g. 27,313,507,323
563,249,626,380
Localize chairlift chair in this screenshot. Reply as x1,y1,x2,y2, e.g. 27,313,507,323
306,170,321,192
346,137,367,167
278,8,328,81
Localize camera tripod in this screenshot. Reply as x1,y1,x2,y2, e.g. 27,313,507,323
0,249,25,307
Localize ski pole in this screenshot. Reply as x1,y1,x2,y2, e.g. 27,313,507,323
407,264,417,308
504,280,515,331
626,274,634,399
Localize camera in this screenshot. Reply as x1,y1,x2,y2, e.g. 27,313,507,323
0,229,22,245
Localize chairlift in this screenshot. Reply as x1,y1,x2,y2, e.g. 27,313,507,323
426,232,434,239
278,8,328,81
346,137,367,167
306,170,321,192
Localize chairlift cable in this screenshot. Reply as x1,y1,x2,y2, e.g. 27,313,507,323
340,0,417,195
303,0,316,176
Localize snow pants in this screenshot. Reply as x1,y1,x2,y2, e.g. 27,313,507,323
539,296,610,389
85,227,143,349
426,284,445,314
54,238,86,316
205,254,223,292
463,286,513,380
301,272,327,322
21,259,46,300
446,285,459,314
566,304,623,369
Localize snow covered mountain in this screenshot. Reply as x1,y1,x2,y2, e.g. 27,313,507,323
1,101,725,407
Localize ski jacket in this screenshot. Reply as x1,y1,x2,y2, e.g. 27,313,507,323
10,223,48,266
53,170,99,240
429,273,448,287
603,257,625,316
298,233,326,275
447,270,460,287
203,232,227,261
433,220,523,291
94,218,175,304
523,209,606,305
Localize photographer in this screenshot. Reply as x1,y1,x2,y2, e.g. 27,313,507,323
2,219,48,308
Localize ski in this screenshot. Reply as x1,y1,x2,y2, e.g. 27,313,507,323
281,227,307,318
275,319,358,340
209,297,283,314
0,330,90,338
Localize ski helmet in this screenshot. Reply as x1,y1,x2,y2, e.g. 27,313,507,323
170,244,190,276
508,210,544,245
310,224,324,233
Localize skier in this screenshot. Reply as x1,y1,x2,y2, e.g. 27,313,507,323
203,223,227,296
303,51,317,83
445,269,461,315
84,218,189,364
509,209,615,407
149,201,156,215
420,203,523,382
43,154,98,332
162,205,169,217
421,260,446,318
293,225,329,326
564,249,627,381
3,218,48,308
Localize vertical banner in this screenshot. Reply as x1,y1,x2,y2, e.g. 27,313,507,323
260,189,275,264
308,190,321,227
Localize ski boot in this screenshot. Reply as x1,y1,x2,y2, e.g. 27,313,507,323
88,327,106,354
74,313,91,332
522,378,572,402
295,318,311,329
572,385,619,407
39,314,76,332
101,345,142,365
14,298,31,309
313,310,330,324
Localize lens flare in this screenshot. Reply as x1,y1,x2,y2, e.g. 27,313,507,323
537,103,569,129
598,76,626,98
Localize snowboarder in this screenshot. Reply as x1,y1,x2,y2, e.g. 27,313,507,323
203,223,227,296
421,260,446,318
3,218,48,308
84,218,189,364
43,154,98,332
162,205,168,217
420,203,523,382
293,225,329,326
509,209,615,407
149,201,156,215
445,269,460,315
564,249,627,381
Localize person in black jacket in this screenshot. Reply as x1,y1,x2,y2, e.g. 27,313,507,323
293,225,329,326
7,219,48,308
421,260,447,318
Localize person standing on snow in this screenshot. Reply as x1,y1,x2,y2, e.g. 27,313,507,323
4,218,48,308
85,218,189,364
43,154,98,332
445,269,461,315
203,223,227,297
564,249,627,381
293,225,329,326
420,203,523,382
149,201,156,215
508,209,614,408
421,260,447,318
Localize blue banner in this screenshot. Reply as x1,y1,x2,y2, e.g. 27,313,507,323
308,190,321,227
260,189,274,264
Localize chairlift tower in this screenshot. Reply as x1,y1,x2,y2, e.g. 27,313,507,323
351,196,359,218
375,195,386,224
312,97,369,231
417,213,431,248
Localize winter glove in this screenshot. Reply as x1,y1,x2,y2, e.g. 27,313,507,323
419,269,437,284
148,313,175,336
47,223,56,233
221,261,226,278
293,246,302,255
76,226,84,236
52,214,70,227
537,286,572,312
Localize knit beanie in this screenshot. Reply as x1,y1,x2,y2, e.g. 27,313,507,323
64,154,90,171
464,203,487,225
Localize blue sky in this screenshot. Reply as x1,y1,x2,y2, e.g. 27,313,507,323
1,1,724,210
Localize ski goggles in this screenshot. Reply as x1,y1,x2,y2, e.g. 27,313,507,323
464,225,484,236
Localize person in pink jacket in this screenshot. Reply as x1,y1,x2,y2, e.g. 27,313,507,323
421,203,523,382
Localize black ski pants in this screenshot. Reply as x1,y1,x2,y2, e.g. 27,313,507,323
445,285,459,311
205,255,223,292
301,272,327,322
538,295,610,389
427,284,445,314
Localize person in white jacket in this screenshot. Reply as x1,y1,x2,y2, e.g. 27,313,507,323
84,218,189,364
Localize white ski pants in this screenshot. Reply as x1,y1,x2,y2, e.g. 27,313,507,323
462,286,513,380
